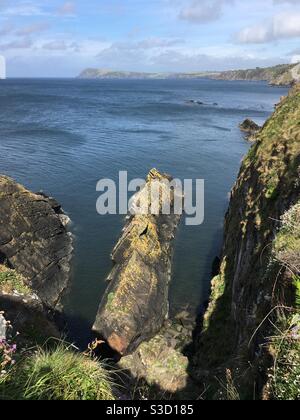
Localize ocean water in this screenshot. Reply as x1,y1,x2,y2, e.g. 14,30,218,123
0,78,288,344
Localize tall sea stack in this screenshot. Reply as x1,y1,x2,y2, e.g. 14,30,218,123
93,169,182,355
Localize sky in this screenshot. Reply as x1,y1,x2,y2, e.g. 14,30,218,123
0,0,300,77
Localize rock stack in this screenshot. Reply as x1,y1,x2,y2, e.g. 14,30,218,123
93,169,182,355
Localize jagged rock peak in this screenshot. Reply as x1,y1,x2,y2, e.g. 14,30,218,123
93,169,181,355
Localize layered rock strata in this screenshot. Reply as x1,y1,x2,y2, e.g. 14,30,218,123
93,169,182,355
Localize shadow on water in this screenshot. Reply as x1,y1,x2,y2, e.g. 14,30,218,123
63,312,93,351
64,314,125,363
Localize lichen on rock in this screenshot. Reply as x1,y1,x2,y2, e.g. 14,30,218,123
119,332,189,394
192,83,300,398
0,175,73,308
93,169,182,355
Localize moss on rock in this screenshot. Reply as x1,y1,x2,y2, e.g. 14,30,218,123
0,266,31,296
193,84,300,399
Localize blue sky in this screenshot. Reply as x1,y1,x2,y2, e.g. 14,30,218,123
0,0,300,77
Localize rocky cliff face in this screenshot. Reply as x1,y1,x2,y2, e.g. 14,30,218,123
0,285,60,347
93,169,181,356
212,63,300,86
0,176,73,308
193,84,300,398
271,63,300,86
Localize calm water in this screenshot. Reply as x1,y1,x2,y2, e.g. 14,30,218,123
0,78,288,344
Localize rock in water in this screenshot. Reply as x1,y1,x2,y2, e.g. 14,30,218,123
0,176,73,308
239,119,261,137
93,169,182,355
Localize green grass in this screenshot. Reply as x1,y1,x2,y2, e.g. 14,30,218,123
193,86,300,398
215,369,241,401
195,267,236,369
266,203,300,400
274,202,300,281
265,170,280,200
267,315,300,400
265,185,278,200
106,292,116,310
0,344,115,400
293,275,300,309
0,266,31,295
220,64,294,82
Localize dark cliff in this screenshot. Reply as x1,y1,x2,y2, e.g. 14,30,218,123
193,84,300,399
0,176,73,308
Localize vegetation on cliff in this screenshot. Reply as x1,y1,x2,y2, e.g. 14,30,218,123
212,64,299,85
0,256,115,401
193,84,300,399
0,343,115,400
0,266,30,296
1,78,299,401
265,203,300,400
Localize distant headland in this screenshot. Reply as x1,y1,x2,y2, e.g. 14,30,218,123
78,63,300,86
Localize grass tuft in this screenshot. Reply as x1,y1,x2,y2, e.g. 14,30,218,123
0,266,31,295
293,275,300,309
0,343,115,400
265,202,300,400
267,315,300,400
274,202,300,287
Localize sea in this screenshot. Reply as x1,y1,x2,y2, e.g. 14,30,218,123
0,78,288,345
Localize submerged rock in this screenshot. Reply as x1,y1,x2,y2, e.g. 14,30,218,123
93,169,182,355
186,100,204,106
0,176,73,308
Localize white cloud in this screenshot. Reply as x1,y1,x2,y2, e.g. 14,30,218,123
57,1,76,16
16,22,50,36
103,38,185,53
273,12,300,39
43,40,80,52
273,0,300,4
288,48,300,55
95,39,286,72
0,22,13,36
236,24,273,44
2,2,46,16
0,1,76,17
236,11,300,43
178,0,234,24
0,38,33,50
1,0,299,76
291,55,300,63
